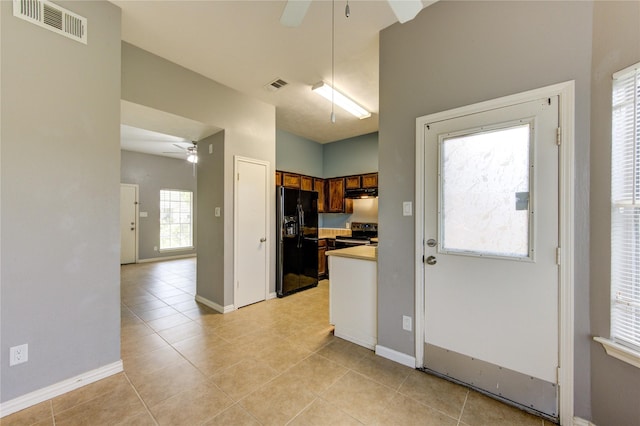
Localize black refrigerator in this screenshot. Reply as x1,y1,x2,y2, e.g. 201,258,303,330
276,186,318,297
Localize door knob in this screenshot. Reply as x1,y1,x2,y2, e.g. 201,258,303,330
260,237,267,242
425,256,437,265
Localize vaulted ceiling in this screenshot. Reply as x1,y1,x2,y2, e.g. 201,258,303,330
114,1,431,146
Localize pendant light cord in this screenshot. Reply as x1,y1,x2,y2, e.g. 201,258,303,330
331,0,335,123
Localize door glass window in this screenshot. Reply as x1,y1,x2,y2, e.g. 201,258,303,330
439,123,532,259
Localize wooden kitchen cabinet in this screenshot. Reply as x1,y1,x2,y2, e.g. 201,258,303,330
282,172,301,188
362,173,378,188
328,178,354,214
275,171,282,186
318,239,327,278
301,175,313,191
314,178,326,213
345,176,361,189
328,178,346,212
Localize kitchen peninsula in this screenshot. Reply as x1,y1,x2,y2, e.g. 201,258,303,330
326,245,377,349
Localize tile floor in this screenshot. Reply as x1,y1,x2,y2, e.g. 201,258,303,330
3,258,553,425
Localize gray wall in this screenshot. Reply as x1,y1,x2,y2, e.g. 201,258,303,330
590,2,640,425
196,132,226,304
276,129,323,177
0,0,121,402
121,150,198,261
323,132,378,178
122,42,276,308
379,0,593,419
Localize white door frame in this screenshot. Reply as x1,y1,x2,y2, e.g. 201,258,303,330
233,155,271,309
414,81,575,425
120,183,139,264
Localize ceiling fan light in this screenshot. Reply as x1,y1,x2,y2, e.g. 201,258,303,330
312,81,371,119
187,153,198,164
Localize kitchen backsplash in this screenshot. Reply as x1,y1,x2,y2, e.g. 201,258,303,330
320,198,378,229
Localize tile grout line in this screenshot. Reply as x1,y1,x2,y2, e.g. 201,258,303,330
49,399,56,426
122,370,159,426
457,389,469,426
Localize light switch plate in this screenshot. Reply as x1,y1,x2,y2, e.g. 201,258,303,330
402,316,412,331
403,201,412,216
209,144,213,154
215,207,221,217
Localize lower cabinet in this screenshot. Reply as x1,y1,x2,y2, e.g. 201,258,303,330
318,239,327,278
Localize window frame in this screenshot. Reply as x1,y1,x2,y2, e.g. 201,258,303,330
159,189,194,252
596,61,640,369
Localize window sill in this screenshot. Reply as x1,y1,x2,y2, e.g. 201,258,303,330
159,247,195,253
594,337,640,369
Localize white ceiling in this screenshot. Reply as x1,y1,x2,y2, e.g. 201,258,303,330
115,0,431,153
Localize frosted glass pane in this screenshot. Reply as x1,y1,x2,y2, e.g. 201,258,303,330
441,124,531,258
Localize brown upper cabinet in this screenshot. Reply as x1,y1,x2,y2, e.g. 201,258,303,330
314,178,326,213
328,178,353,213
362,173,378,188
301,175,313,191
282,173,301,188
275,171,282,186
345,176,361,189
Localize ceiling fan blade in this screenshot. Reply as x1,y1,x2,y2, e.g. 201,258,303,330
387,0,424,24
172,143,187,150
280,0,311,27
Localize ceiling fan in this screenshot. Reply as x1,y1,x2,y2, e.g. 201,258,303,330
280,0,430,27
164,141,198,164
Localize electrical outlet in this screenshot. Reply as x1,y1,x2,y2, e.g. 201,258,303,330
346,222,350,229
10,344,28,366
402,315,412,331
154,246,158,251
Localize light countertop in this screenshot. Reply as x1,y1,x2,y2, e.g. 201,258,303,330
326,245,377,261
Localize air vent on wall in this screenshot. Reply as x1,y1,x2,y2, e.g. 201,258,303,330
264,78,289,92
13,0,87,44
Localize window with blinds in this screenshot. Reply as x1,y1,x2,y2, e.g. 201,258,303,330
611,62,640,353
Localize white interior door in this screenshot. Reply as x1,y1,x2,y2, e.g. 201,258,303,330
120,184,138,264
234,157,269,308
422,97,559,418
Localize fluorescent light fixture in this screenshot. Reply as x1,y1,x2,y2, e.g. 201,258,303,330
312,81,371,119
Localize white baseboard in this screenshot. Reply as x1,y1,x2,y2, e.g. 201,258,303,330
574,417,596,426
375,345,416,368
267,292,277,300
0,360,123,418
195,294,235,314
137,253,196,263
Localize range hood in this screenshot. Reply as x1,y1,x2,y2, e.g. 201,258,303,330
345,187,378,199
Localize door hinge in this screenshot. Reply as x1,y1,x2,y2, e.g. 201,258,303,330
556,127,562,146
556,366,561,384
237,173,240,181
556,247,561,265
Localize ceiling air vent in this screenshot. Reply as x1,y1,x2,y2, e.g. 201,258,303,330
13,0,87,44
264,78,289,92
